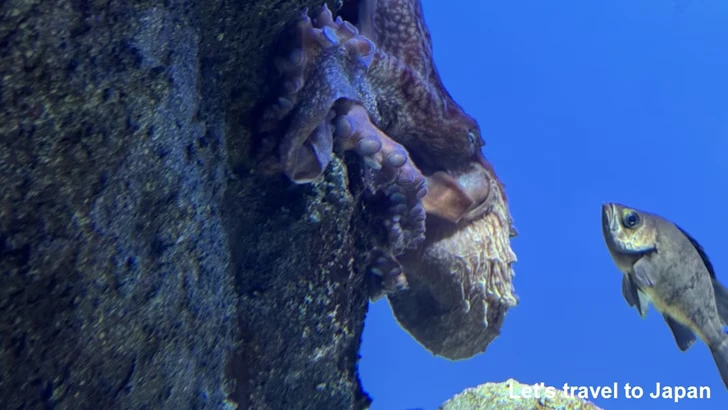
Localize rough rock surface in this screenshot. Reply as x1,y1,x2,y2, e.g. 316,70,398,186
439,379,604,410
0,0,374,409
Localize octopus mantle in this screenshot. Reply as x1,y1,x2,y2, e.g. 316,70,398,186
257,0,518,359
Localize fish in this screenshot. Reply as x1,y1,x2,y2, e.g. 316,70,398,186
601,202,728,389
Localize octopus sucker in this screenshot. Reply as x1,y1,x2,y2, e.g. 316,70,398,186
368,248,409,300
331,102,428,254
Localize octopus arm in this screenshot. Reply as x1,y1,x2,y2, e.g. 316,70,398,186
279,50,363,183
259,5,429,270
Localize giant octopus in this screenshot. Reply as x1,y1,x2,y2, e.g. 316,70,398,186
257,0,519,360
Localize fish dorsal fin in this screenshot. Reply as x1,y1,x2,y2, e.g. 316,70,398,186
676,224,716,280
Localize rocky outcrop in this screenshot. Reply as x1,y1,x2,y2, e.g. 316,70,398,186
439,379,604,410
0,0,374,409
0,0,524,409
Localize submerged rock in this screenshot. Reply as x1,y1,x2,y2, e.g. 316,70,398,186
439,379,604,410
0,0,518,408
0,0,371,409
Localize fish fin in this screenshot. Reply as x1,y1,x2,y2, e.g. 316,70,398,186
622,274,648,317
637,292,650,319
633,258,656,288
713,279,728,326
636,291,649,318
676,224,716,280
709,338,728,390
662,314,696,351
621,274,639,307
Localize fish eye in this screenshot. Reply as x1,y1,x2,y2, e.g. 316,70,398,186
622,210,641,228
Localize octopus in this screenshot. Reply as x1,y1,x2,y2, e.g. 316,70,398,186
257,0,519,359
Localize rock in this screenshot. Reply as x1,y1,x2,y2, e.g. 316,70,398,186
0,0,371,409
0,0,521,408
439,379,604,410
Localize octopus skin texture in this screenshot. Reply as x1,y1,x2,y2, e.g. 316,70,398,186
389,169,518,360
257,0,518,359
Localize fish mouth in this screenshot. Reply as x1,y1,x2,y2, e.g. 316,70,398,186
601,203,617,235
601,203,611,226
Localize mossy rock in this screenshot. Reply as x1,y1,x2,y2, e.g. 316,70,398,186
440,378,604,410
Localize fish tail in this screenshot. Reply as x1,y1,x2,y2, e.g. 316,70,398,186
714,278,728,326
710,338,728,390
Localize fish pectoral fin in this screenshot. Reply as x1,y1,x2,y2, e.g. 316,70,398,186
713,278,728,326
622,273,649,317
633,258,657,288
622,274,639,307
636,290,649,318
663,314,696,351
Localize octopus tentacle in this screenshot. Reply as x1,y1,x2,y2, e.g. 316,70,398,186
271,6,364,115
332,102,427,254
259,5,375,182
367,248,409,301
257,4,428,262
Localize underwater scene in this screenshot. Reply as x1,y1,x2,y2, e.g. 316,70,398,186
1,0,727,409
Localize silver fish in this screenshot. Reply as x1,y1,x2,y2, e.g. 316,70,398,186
601,202,728,389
